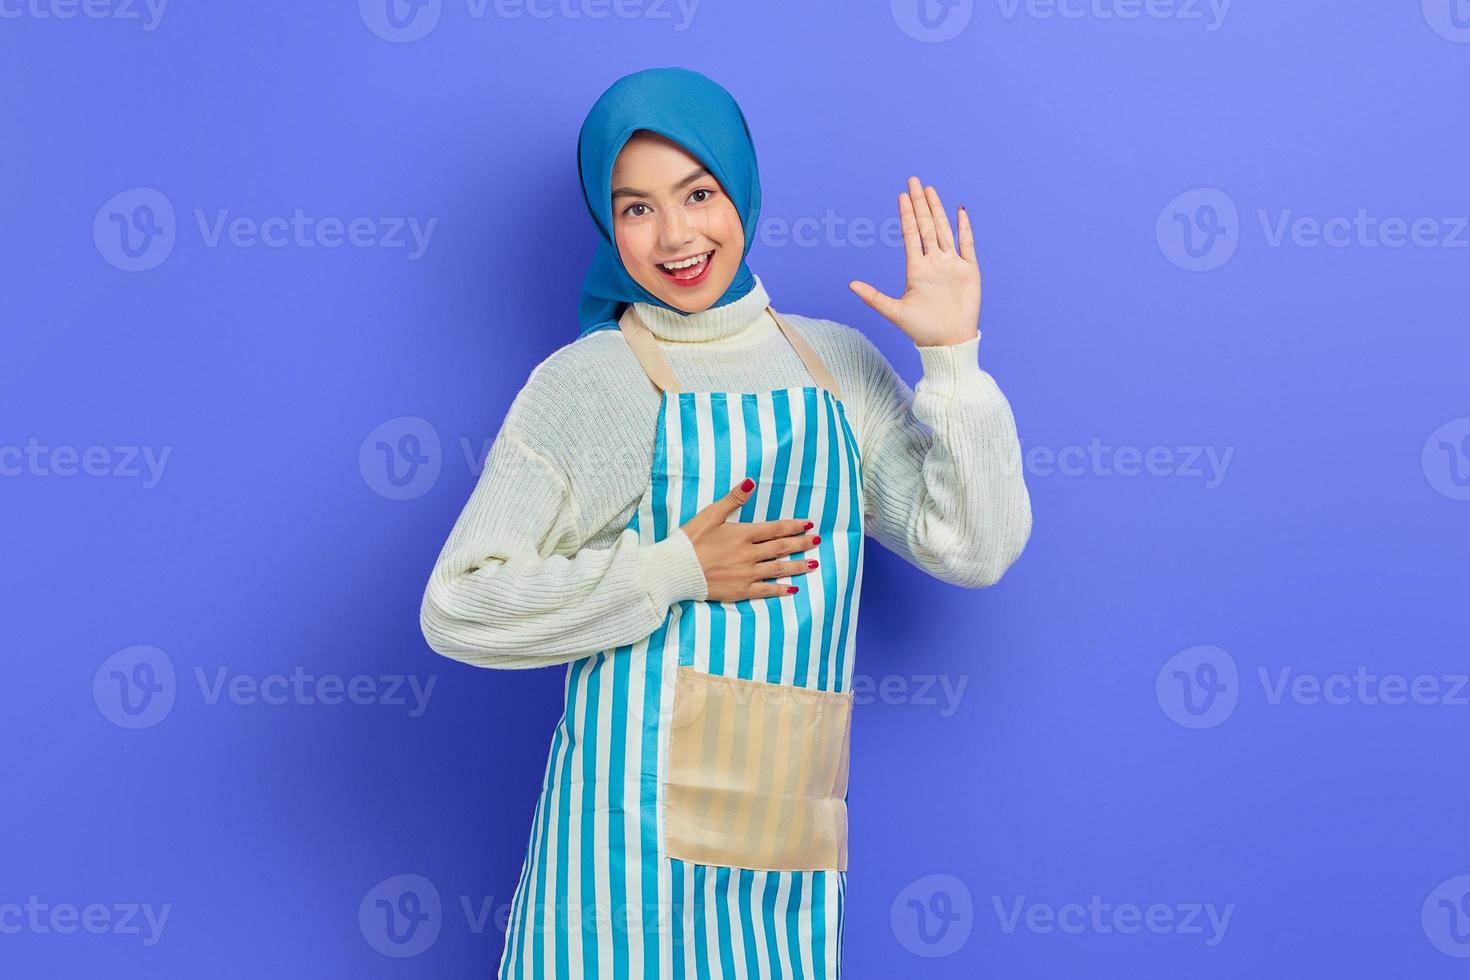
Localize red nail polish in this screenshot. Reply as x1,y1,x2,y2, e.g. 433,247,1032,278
787,585,798,594
807,559,818,569
740,477,754,492
811,535,821,545
803,521,814,530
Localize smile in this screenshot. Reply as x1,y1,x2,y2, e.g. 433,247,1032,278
656,249,715,287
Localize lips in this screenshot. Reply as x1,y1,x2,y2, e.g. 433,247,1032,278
656,250,714,286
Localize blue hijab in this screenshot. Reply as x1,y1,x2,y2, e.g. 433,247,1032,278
575,67,762,338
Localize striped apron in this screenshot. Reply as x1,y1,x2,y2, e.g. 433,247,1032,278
498,304,866,979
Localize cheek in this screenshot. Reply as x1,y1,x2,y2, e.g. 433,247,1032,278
613,220,650,266
708,201,744,245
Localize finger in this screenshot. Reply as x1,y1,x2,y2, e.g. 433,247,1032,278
907,175,936,254
848,280,903,323
957,204,975,261
924,184,955,252
897,192,922,263
748,518,815,544
755,532,820,562
753,558,817,581
748,582,799,599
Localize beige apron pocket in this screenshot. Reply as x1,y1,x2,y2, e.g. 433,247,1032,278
663,664,852,872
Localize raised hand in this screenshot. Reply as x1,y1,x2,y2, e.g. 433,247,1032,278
848,175,982,347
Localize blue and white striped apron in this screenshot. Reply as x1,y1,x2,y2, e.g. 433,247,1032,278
498,304,866,979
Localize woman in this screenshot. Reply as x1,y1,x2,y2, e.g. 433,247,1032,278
420,66,1032,979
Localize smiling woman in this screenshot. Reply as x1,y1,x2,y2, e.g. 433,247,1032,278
420,65,1033,979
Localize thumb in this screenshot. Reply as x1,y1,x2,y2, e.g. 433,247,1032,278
696,476,755,527
849,280,901,323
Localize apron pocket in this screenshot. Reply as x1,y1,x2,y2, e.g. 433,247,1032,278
663,664,852,872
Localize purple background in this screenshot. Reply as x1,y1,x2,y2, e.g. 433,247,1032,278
5,1,1470,976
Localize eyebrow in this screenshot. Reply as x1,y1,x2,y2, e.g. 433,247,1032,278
611,167,712,201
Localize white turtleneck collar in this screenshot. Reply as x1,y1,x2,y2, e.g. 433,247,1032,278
631,274,774,345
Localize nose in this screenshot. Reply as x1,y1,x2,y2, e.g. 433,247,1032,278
657,206,695,254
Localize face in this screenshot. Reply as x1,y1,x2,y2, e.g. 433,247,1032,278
610,130,744,313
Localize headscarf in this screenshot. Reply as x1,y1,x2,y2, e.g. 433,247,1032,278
575,66,762,338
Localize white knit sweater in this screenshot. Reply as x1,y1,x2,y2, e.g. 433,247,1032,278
419,275,1032,670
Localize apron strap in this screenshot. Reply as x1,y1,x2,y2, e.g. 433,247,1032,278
617,303,844,401
769,308,844,402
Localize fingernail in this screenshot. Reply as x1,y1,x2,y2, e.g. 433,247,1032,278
740,477,754,492
803,521,814,530
811,535,821,545
959,204,966,211
787,585,799,594
807,559,819,569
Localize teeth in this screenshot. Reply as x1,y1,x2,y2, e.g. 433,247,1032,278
660,251,711,271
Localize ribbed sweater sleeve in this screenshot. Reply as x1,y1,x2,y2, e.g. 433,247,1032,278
418,425,709,670
851,330,1033,587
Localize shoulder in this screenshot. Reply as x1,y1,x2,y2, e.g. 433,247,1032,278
500,327,661,478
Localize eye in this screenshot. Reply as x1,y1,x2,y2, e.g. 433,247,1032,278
622,202,651,218
688,188,715,205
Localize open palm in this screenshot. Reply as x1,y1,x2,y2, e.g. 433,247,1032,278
849,175,982,347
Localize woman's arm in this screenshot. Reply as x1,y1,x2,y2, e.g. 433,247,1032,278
846,176,1031,586
853,329,1032,587
419,427,708,670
